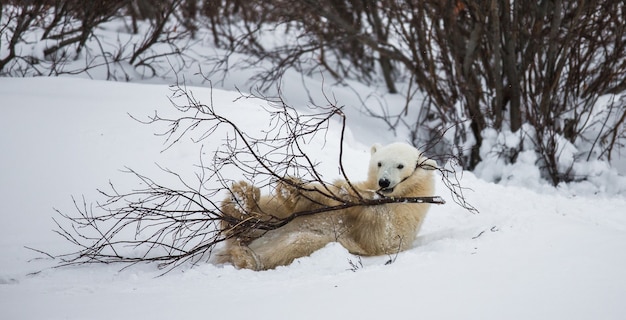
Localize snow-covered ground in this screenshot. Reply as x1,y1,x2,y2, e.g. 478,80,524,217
1,76,626,320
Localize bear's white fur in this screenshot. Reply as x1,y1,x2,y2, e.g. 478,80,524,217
217,142,437,270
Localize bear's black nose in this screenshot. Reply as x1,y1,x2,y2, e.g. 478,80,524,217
378,178,390,189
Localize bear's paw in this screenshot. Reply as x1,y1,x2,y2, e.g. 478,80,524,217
229,181,260,215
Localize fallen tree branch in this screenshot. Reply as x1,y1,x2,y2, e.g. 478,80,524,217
246,195,446,231
42,83,471,273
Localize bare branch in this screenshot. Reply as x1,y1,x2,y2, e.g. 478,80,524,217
42,83,472,272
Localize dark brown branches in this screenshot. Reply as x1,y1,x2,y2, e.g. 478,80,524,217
4,1,624,186
1,1,194,78
51,167,225,271
264,195,446,231
45,84,472,272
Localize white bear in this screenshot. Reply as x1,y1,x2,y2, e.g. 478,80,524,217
217,142,437,270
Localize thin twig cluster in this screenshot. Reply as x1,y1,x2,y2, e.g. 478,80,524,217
46,84,473,273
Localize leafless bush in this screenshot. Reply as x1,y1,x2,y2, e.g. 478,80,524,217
199,0,625,185
5,0,622,185
0,2,47,73
0,1,194,79
263,0,626,185
45,84,475,273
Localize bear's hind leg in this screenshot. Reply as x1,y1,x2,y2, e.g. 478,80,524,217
246,230,334,270
216,244,263,270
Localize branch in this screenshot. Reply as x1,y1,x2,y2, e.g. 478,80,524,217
41,83,473,273
263,196,446,230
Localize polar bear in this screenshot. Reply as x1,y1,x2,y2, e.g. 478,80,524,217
217,142,437,270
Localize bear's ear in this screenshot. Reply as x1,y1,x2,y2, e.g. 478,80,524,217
419,158,438,170
370,143,382,155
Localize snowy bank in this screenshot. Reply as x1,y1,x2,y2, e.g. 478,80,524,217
1,77,625,320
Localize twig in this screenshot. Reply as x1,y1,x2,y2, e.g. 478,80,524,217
42,83,472,273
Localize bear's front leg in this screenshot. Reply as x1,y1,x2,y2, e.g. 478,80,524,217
334,180,378,201
275,177,304,207
227,181,261,215
220,181,264,246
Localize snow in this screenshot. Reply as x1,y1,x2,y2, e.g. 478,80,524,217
1,76,626,320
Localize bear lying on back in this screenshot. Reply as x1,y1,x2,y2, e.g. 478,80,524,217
217,142,437,270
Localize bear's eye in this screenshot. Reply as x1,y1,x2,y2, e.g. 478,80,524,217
397,164,404,169
377,162,382,167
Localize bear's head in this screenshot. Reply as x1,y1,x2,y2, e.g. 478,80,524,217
367,142,437,197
